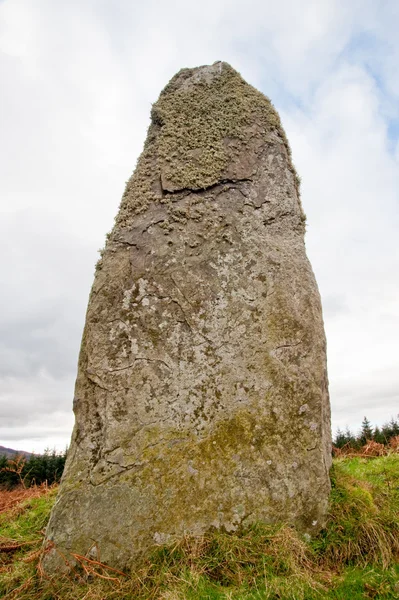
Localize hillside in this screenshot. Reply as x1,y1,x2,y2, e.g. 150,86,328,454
0,455,398,599
0,446,33,459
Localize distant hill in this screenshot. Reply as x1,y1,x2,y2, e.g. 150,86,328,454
0,445,33,459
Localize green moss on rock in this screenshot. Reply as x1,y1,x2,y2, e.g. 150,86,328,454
115,62,299,229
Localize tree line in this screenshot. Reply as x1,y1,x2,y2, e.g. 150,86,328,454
0,448,67,489
334,415,399,449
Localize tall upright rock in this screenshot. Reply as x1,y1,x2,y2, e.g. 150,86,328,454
44,62,331,572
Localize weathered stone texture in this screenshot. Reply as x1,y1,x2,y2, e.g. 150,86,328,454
44,62,331,572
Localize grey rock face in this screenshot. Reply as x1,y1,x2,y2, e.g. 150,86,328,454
44,62,331,572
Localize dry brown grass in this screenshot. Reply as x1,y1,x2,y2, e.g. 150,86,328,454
389,435,399,451
333,439,399,458
0,484,51,516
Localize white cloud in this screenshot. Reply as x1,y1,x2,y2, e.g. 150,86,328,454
1,0,398,450
0,370,74,453
282,59,399,434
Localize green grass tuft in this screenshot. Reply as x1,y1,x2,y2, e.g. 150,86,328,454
314,457,399,569
1,455,398,599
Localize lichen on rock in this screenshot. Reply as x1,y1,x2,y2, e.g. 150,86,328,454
43,61,331,574
115,62,303,228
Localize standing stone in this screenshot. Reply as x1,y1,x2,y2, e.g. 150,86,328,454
44,62,331,572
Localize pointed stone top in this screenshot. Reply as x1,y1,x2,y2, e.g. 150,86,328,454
161,61,233,92
116,62,297,227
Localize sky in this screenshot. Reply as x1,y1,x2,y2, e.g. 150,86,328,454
0,0,398,453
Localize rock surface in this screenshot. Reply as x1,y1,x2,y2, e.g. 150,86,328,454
44,62,331,572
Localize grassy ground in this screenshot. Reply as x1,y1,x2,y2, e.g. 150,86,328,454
0,455,398,599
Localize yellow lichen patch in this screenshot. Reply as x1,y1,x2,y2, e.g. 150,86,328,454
114,62,299,230
155,63,287,191
115,132,161,228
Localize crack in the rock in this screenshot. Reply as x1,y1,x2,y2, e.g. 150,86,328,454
167,293,214,346
274,339,303,351
142,217,167,233
107,318,130,328
169,274,196,308
161,177,253,197
89,432,187,486
107,283,215,355
86,371,113,392
263,210,292,225
101,357,172,373
230,187,249,200
213,340,229,352
243,197,270,210
118,239,138,248
89,462,141,486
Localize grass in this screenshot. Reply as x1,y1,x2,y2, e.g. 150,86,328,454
0,455,398,599
0,484,51,514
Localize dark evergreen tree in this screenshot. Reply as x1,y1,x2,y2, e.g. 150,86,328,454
334,428,346,448
373,426,385,444
345,426,359,448
334,428,350,448
0,448,68,489
359,416,373,446
381,416,399,442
